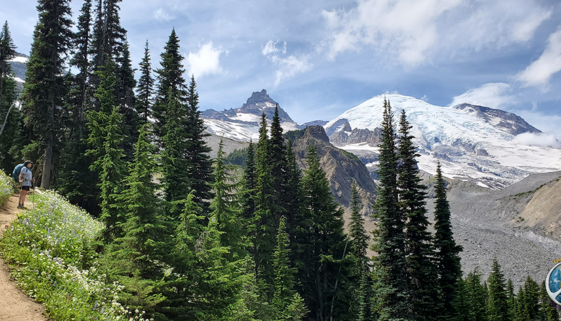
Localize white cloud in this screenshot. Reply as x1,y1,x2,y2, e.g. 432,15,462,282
262,41,312,86
449,83,514,108
512,133,561,149
517,29,561,88
154,8,175,22
322,0,551,66
187,42,224,78
511,109,561,142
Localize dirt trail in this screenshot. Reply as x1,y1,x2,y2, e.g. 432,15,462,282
0,193,47,321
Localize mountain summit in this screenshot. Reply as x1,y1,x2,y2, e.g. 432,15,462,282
202,89,299,141
324,94,561,188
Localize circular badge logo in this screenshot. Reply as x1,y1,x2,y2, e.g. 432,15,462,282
546,262,561,305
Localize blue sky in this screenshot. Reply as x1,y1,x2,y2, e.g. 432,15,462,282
2,0,561,137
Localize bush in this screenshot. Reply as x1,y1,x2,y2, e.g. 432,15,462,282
0,190,150,321
0,169,13,206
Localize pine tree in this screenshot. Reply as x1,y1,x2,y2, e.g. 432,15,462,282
397,110,439,320
115,40,137,161
272,216,298,319
269,105,287,221
433,162,463,318
21,0,73,189
516,286,528,321
86,58,126,242
372,99,409,320
135,40,154,124
89,0,104,92
506,280,517,321
348,181,373,320
240,141,257,256
153,29,187,142
487,259,509,321
253,113,277,289
297,143,352,320
452,278,470,321
100,0,126,63
522,276,541,320
105,124,166,316
185,75,213,210
211,139,245,260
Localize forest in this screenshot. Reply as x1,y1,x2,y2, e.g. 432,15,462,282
0,0,560,320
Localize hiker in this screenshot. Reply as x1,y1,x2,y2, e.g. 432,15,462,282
18,160,34,209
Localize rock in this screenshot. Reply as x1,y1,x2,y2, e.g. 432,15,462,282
454,103,541,135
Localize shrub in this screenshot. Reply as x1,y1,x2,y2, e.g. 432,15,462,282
0,190,150,321
0,169,13,206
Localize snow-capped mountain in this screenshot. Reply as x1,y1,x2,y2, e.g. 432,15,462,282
8,53,28,84
324,94,561,188
202,89,299,141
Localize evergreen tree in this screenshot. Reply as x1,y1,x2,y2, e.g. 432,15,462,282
0,21,19,172
348,181,374,320
506,280,517,321
253,113,277,290
465,269,488,321
0,21,16,108
100,0,126,63
153,29,187,142
397,110,439,320
487,259,510,321
86,58,126,242
269,106,287,221
211,139,245,259
452,278,470,321
135,40,154,124
516,286,528,321
372,99,409,320
433,162,463,318
297,143,352,320
115,40,137,161
240,141,257,253
21,0,73,188
541,281,560,321
89,0,104,92
160,89,190,218
185,75,213,210
521,276,541,320
105,124,166,316
272,216,298,319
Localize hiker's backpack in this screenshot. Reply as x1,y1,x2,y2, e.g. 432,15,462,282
12,164,23,183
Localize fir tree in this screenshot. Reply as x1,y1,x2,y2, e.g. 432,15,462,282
298,143,352,320
240,141,257,253
397,110,439,320
89,0,104,91
185,75,213,210
211,139,245,259
269,105,287,221
135,40,154,124
0,21,17,108
452,278,470,321
105,124,166,316
100,0,126,63
160,89,190,218
21,0,73,189
115,40,137,161
87,58,126,242
253,113,277,289
372,99,409,320
0,21,19,172
272,216,298,319
153,29,187,142
521,276,541,320
349,181,373,320
487,259,509,321
506,280,516,321
465,269,488,321
433,162,463,318
540,281,560,321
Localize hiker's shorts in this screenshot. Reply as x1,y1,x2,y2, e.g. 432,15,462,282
21,186,30,191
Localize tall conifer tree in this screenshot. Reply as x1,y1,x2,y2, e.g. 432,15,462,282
153,29,186,142
87,58,126,242
0,22,19,172
22,0,73,188
298,144,352,320
185,75,213,210
349,181,374,320
487,259,509,321
465,269,488,321
272,216,298,319
269,106,287,220
135,40,153,124
115,40,137,161
240,141,257,256
253,113,276,289
433,162,463,318
372,99,409,320
397,110,439,320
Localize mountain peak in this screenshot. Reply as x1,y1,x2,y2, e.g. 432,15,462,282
244,89,275,106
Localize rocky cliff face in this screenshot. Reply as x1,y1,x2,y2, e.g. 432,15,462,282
453,103,541,136
329,121,382,147
291,126,377,216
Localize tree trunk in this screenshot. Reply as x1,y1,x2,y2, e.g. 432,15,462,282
41,139,52,189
